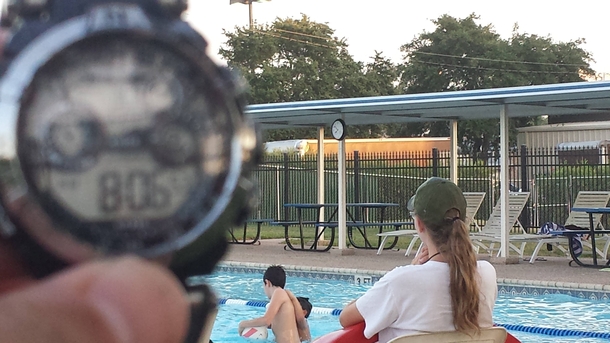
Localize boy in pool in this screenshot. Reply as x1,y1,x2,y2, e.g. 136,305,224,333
238,265,300,343
287,291,312,342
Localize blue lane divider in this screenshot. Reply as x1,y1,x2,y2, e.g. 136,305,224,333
495,323,610,339
219,298,610,339
218,298,338,315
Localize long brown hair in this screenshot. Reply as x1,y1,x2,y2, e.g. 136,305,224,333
424,208,480,334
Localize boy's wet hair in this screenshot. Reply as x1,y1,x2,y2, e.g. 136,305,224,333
263,265,286,288
297,297,313,318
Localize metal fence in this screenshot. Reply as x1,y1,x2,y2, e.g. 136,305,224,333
251,146,610,232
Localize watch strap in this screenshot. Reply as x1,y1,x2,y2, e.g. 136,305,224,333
7,224,68,278
184,284,218,343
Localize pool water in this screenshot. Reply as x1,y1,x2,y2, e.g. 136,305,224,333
189,271,610,343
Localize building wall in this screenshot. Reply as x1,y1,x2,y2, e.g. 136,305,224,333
306,137,451,155
517,121,610,149
589,72,610,81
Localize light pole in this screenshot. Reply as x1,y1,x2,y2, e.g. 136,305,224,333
230,0,269,29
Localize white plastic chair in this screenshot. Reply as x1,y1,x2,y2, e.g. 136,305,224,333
400,192,488,257
470,192,531,258
464,192,487,232
522,191,610,263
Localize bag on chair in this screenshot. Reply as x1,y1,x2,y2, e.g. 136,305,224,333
539,222,582,257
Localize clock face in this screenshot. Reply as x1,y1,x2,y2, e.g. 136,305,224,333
13,36,238,255
331,119,345,140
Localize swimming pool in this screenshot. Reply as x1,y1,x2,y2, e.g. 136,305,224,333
189,267,610,343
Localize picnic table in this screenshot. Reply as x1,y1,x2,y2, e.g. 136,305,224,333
271,203,412,252
228,218,274,245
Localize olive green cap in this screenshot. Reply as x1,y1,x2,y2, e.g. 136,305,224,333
407,177,467,226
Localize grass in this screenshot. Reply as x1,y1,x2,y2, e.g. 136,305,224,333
229,223,601,260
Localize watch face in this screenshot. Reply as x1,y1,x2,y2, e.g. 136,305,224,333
332,120,345,140
13,35,239,255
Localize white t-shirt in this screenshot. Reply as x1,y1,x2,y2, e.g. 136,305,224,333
355,261,497,343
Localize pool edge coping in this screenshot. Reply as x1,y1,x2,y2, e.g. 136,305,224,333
218,261,610,292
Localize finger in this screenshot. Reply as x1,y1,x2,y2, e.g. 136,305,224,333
417,247,428,258
0,29,9,56
0,240,30,278
0,256,189,343
3,194,96,264
0,240,34,293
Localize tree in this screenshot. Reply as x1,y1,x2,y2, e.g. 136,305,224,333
220,16,400,141
397,14,594,161
220,15,363,103
348,51,401,138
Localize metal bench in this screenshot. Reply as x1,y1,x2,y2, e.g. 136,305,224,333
271,220,336,252
321,221,413,250
228,219,274,245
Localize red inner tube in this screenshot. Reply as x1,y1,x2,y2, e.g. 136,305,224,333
312,323,522,343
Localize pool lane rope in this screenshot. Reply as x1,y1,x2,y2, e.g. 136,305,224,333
218,298,610,339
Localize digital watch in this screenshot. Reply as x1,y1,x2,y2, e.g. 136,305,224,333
0,1,262,342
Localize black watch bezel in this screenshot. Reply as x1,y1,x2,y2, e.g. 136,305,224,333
0,3,257,279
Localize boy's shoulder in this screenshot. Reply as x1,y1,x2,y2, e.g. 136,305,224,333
271,287,290,300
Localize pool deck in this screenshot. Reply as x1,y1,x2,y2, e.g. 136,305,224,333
222,239,610,290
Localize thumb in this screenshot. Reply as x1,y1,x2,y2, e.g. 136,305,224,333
0,257,189,343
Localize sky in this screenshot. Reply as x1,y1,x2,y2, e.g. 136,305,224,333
186,0,610,76
0,1,608,156
0,0,606,72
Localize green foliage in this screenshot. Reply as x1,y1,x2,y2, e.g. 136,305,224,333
220,15,362,104
397,14,595,160
220,16,401,140
262,150,301,159
221,12,595,154
0,159,22,186
535,163,610,225
459,159,496,178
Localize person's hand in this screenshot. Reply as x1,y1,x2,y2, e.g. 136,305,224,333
0,26,191,343
411,244,429,265
0,26,190,343
0,240,189,343
238,321,246,335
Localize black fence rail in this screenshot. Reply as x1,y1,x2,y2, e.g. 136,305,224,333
251,146,610,232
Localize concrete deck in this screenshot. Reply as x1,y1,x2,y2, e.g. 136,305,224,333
222,239,610,288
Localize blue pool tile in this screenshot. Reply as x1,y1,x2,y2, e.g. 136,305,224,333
215,263,609,301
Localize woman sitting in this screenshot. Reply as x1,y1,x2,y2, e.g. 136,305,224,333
339,177,497,343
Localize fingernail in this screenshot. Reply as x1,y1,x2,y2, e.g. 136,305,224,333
90,291,134,343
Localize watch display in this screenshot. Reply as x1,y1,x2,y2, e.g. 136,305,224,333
0,3,260,342
6,35,239,256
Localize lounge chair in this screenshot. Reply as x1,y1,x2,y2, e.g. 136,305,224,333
463,192,487,232
387,327,507,343
377,192,487,257
470,192,531,258
525,190,610,264
376,229,417,256
405,192,488,256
